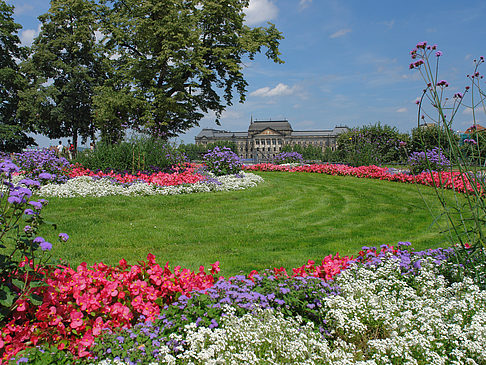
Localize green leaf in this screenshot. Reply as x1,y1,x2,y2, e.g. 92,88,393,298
0,286,16,307
11,279,25,289
29,293,43,306
29,280,48,288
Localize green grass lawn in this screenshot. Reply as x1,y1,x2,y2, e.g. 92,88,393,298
38,171,457,277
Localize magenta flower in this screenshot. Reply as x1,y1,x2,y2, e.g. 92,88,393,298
435,51,443,57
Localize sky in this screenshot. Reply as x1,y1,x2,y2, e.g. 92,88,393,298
7,0,486,147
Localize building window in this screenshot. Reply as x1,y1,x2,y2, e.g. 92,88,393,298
256,140,260,145
261,140,265,145
266,139,271,145
272,139,276,145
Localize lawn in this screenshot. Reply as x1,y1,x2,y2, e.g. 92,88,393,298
39,171,456,277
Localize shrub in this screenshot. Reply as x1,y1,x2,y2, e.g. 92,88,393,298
408,147,451,174
410,124,458,154
202,147,242,176
272,151,303,164
74,137,187,174
337,123,409,166
178,142,238,161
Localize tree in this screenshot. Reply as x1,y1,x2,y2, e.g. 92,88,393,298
410,124,458,153
98,0,283,139
0,1,35,152
336,123,409,166
18,0,109,151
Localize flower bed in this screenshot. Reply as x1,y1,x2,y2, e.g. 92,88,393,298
243,163,483,195
36,172,264,198
1,250,353,362
5,244,485,364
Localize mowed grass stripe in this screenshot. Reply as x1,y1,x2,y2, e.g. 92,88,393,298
39,172,455,277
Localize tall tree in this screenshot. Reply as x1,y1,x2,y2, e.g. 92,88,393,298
98,0,284,139
18,0,109,150
0,0,34,152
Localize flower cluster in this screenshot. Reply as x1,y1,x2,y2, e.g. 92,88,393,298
408,147,451,174
243,163,481,195
38,172,264,198
202,147,242,176
11,149,71,184
68,164,206,186
272,151,303,165
45,244,484,365
1,254,220,360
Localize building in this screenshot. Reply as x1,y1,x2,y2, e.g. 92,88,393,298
195,119,348,161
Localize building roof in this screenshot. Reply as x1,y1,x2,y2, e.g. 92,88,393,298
248,120,293,132
291,130,334,137
465,124,486,134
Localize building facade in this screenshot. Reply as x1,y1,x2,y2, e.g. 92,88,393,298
195,120,348,161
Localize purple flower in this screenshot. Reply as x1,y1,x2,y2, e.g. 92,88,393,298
7,195,22,205
435,51,443,57
24,225,32,233
59,233,69,242
38,172,52,180
28,201,43,210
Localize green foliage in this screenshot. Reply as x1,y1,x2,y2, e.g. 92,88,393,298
178,141,238,161
73,137,187,173
18,0,109,150
281,143,327,161
97,0,284,138
337,123,409,166
410,124,458,153
460,131,486,165
0,1,35,152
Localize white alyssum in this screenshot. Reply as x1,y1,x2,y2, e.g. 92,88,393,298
37,172,264,198
322,258,486,364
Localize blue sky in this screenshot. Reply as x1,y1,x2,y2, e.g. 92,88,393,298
8,0,486,146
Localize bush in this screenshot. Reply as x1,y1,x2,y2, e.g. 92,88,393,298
410,124,459,154
178,141,238,161
272,151,303,164
202,147,242,176
408,147,451,174
336,123,409,166
74,137,187,173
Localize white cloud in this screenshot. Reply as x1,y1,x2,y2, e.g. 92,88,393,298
329,28,351,39
14,4,34,15
382,20,395,29
396,107,407,113
299,0,312,10
20,24,41,46
250,83,296,97
244,0,278,26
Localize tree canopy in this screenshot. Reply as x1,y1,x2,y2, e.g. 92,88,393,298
0,0,34,152
18,0,109,149
96,0,284,139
